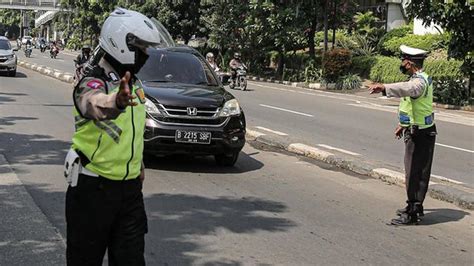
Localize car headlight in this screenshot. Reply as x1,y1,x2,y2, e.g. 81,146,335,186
219,99,241,117
7,54,15,60
145,98,161,115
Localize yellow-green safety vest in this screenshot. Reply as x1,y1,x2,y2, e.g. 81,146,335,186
398,72,434,129
72,84,145,181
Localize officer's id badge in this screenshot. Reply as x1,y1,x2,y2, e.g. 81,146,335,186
135,87,146,104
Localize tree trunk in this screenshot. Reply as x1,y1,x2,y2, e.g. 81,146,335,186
308,6,318,59
332,0,337,48
323,0,329,52
276,51,285,80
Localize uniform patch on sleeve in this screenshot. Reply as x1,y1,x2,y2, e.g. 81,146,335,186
86,79,105,90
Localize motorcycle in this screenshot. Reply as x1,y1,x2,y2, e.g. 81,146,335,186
24,45,32,58
229,65,247,91
40,43,47,53
50,46,59,59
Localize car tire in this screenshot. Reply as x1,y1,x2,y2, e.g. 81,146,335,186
215,152,239,167
8,69,16,77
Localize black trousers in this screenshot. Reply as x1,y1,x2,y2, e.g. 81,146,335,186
66,174,147,266
403,124,437,204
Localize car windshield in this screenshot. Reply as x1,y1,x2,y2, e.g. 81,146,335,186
138,49,219,86
0,40,11,50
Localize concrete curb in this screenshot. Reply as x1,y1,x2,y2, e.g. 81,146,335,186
246,131,474,210
18,60,74,84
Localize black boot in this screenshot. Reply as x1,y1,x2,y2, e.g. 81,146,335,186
391,202,420,225
396,202,424,216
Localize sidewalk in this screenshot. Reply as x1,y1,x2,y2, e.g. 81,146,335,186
0,154,65,265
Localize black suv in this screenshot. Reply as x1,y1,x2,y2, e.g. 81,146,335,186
138,47,246,166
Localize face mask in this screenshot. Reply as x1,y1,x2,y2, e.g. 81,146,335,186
133,49,149,74
399,64,409,75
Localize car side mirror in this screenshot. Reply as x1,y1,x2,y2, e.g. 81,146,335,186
13,48,18,51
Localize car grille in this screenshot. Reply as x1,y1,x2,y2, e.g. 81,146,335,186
162,105,219,117
150,104,228,126
0,57,7,63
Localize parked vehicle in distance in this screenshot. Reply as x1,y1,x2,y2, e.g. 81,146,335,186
0,36,17,76
137,46,246,166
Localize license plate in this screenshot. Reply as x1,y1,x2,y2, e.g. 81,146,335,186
175,130,211,144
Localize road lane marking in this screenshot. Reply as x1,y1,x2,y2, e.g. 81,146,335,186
431,174,465,185
255,126,288,136
317,144,361,156
435,143,474,153
246,129,266,138
260,104,314,117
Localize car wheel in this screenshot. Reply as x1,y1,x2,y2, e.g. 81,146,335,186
215,152,239,167
8,69,16,77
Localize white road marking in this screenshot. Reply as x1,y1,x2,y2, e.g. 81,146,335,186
246,129,266,138
435,143,474,153
255,126,288,136
317,144,361,156
260,104,314,117
431,174,466,185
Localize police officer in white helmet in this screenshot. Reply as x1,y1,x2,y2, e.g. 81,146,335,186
369,45,437,226
65,8,167,265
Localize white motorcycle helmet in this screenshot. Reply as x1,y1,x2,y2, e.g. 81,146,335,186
99,8,162,65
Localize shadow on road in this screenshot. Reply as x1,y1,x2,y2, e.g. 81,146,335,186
0,116,37,129
0,132,69,173
0,71,28,78
144,193,295,265
420,208,470,225
144,151,264,174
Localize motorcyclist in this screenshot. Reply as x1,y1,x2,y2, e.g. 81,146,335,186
75,45,92,68
206,52,219,72
229,52,245,83
24,39,32,56
66,8,165,265
39,38,46,52
50,41,59,56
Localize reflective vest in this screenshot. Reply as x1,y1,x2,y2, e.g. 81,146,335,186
72,83,145,181
398,72,434,129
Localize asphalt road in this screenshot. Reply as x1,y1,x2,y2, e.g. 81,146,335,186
0,66,473,265
13,48,474,188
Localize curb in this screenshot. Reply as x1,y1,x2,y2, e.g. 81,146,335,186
246,130,474,210
18,60,74,84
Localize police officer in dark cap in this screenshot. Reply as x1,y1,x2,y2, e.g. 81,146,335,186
368,45,437,225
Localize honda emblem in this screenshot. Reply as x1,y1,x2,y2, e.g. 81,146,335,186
187,107,198,116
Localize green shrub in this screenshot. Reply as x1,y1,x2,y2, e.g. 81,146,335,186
382,33,449,56
322,48,352,83
304,61,322,83
425,59,463,80
433,78,470,106
337,34,376,56
66,36,81,50
377,24,412,54
369,56,407,83
351,56,377,78
335,73,362,90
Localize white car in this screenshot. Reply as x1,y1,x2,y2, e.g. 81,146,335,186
21,36,32,45
0,36,17,76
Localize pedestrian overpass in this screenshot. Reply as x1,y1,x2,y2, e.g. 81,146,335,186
0,0,65,11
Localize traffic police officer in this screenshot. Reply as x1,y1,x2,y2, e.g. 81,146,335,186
64,8,166,265
368,45,437,225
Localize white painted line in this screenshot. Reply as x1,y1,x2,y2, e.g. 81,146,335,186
317,144,361,156
246,129,266,138
431,174,465,185
255,126,288,136
260,104,314,117
435,143,474,153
